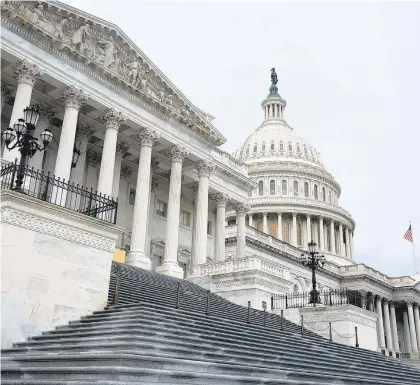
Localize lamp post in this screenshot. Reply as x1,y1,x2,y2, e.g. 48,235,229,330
2,105,53,190
301,241,326,307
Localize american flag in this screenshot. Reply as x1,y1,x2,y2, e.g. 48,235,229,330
404,225,413,243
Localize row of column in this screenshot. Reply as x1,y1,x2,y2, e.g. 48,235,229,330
248,211,354,258
376,299,420,355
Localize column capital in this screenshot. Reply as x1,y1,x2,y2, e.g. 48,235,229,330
292,212,297,218
389,300,396,308
262,211,268,217
375,295,383,302
196,160,214,177
414,303,419,309
61,85,87,110
14,59,43,86
151,177,159,192
405,300,414,307
191,182,199,196
1,82,12,101
120,164,133,181
277,212,282,216
76,122,94,139
37,101,56,123
150,157,160,172
116,141,130,158
382,298,390,304
137,129,159,147
168,144,189,163
86,149,101,169
235,203,250,216
214,193,229,207
102,108,125,130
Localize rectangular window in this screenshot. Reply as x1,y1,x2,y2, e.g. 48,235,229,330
207,221,213,236
156,199,167,218
129,187,136,205
180,210,191,227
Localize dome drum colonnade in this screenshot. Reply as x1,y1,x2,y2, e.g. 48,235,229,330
234,68,355,263
1,57,250,278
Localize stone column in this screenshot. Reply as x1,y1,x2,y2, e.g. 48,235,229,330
350,231,355,260
189,183,199,274
383,300,394,351
215,193,228,262
156,145,189,278
112,142,129,200
330,220,336,254
3,60,43,163
403,312,412,353
67,123,94,208
306,215,311,247
262,212,268,233
414,304,420,352
345,226,351,258
236,204,249,259
126,129,159,269
339,222,344,256
248,213,253,227
319,217,325,251
1,81,12,116
28,102,56,171
97,109,125,198
277,212,282,240
407,301,419,352
192,161,214,265
54,86,87,183
292,213,297,246
390,301,400,353
376,297,386,350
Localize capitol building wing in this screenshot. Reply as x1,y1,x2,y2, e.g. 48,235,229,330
1,0,420,360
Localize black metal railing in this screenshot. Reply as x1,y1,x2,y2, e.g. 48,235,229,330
1,160,118,224
271,289,373,311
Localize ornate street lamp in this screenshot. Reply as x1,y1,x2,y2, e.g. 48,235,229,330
301,241,326,307
2,105,53,190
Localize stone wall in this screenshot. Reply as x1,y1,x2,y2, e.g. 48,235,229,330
1,190,123,348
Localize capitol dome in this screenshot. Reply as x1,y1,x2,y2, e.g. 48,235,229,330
231,68,355,266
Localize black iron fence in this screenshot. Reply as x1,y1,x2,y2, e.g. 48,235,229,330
271,289,374,311
1,160,118,224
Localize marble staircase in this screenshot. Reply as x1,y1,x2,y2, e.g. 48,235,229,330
1,262,420,384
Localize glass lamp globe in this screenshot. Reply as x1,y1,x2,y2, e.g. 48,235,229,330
1,128,16,145
40,129,53,145
23,105,40,128
308,241,317,254
13,119,26,135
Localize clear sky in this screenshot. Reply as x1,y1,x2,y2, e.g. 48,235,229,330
64,0,420,277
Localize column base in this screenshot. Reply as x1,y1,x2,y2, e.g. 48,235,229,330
156,261,184,279
410,351,420,360
126,251,151,270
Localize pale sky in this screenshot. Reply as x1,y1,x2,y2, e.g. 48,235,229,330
64,0,420,277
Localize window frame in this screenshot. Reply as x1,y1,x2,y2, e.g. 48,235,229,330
282,180,288,195
155,199,168,218
258,180,264,196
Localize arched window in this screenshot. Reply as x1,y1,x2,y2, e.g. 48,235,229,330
282,180,288,195
272,105,275,116
310,147,314,158
262,142,266,152
328,189,331,203
293,284,299,293
297,222,302,247
270,142,275,151
327,230,331,251
279,141,284,151
304,145,308,156
322,187,326,202
282,221,290,243
246,146,249,155
253,144,258,153
288,142,293,152
314,184,318,200
304,182,309,198
296,144,301,153
258,180,264,196
269,221,277,237
270,180,276,195
293,181,299,196
257,221,263,232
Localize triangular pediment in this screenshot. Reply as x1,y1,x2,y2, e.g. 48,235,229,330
1,1,226,146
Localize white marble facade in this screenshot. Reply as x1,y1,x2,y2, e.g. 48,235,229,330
1,1,420,356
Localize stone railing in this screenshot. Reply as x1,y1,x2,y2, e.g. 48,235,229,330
339,264,415,287
211,147,248,176
193,255,290,281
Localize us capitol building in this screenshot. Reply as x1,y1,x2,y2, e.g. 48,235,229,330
1,0,420,361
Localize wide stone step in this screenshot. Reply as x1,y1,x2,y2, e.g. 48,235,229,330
2,352,414,385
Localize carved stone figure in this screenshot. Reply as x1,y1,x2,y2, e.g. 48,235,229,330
72,24,90,53
100,39,115,68
271,67,278,85
127,60,140,85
